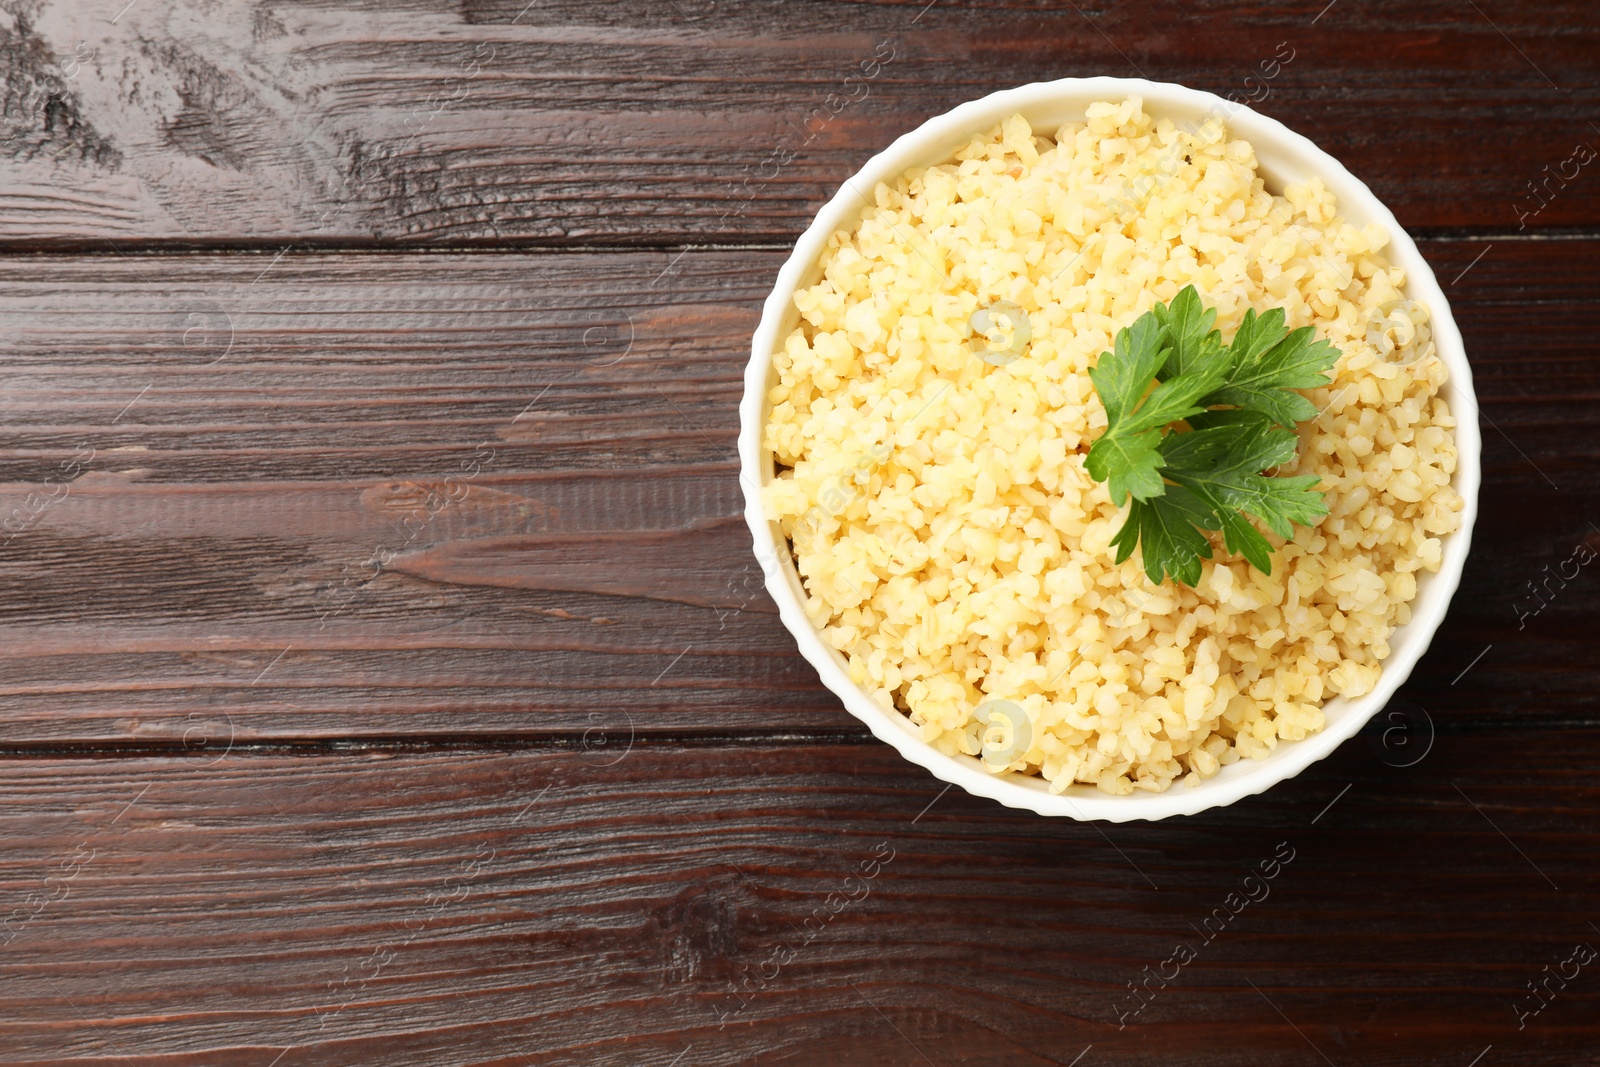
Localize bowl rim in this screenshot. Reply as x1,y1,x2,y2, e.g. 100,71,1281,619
738,75,1481,822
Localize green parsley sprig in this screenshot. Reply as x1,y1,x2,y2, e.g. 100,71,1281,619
1085,286,1339,587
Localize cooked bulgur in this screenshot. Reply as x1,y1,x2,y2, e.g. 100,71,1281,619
762,98,1462,794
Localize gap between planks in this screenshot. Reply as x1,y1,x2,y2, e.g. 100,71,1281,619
0,716,1593,760
0,230,1597,258
0,730,876,760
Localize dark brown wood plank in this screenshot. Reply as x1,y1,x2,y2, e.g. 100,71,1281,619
0,730,1596,1066
1405,237,1600,724
0,247,824,742
0,0,1596,247
0,240,1596,742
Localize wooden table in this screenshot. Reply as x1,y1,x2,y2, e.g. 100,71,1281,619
1,2,1595,1064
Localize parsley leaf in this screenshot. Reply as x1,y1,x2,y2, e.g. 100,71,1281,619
1086,426,1166,506
1153,284,1223,380
1111,486,1218,588
1085,308,1229,506
1199,310,1340,428
1162,409,1327,575
1085,286,1337,586
1086,310,1169,427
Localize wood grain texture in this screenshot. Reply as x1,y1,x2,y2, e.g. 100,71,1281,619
0,246,824,743
2,4,1598,1062
0,0,1596,246
0,240,1595,742
0,733,1596,1066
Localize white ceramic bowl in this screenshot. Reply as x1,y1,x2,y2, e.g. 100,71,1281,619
739,76,1480,821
